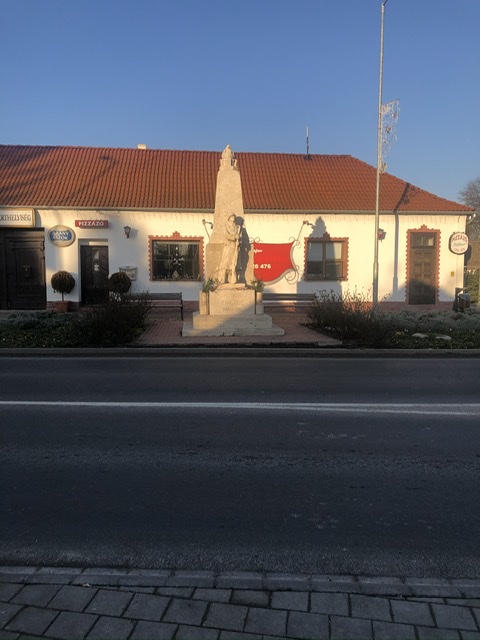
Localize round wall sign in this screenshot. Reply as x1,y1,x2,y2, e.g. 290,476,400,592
48,225,76,247
449,232,469,255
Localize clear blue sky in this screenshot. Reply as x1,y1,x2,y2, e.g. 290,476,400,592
1,0,478,203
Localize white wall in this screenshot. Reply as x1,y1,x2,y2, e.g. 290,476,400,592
38,208,466,304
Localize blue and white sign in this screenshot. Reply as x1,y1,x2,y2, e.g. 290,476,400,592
48,225,76,247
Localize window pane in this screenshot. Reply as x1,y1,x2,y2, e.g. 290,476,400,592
307,242,323,260
152,241,200,280
325,242,343,260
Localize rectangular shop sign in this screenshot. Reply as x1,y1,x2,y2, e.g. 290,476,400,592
0,208,35,227
75,219,109,228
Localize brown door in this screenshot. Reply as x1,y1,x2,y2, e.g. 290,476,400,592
80,245,109,304
408,232,437,304
1,230,46,310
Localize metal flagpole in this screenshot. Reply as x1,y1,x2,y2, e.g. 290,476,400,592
373,0,388,305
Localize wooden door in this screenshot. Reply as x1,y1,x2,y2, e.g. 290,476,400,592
408,232,437,305
80,245,109,304
2,231,46,309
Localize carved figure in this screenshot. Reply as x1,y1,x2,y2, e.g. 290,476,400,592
219,214,241,284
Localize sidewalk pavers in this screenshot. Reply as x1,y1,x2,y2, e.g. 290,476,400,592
1,567,479,639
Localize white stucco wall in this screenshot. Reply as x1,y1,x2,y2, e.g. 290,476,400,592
38,208,467,305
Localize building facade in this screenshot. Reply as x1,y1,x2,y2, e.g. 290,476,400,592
0,144,472,310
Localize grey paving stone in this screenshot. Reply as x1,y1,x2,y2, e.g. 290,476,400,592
72,575,122,587
0,630,21,639
11,584,61,607
232,590,269,607
46,611,97,640
351,594,392,622
204,603,248,632
119,586,155,594
48,585,97,612
168,571,215,588
130,620,176,640
372,620,416,640
311,576,362,593
0,585,22,601
5,606,58,636
86,615,135,640
157,587,194,598
264,574,310,591
176,625,219,639
83,569,128,576
331,615,373,640
417,627,461,639
311,592,349,616
460,632,480,640
447,599,480,608
216,573,263,590
0,603,22,627
391,599,435,626
0,567,36,576
37,567,83,576
287,611,329,639
271,591,308,611
244,607,287,636
219,632,262,640
85,589,133,617
162,597,207,626
123,593,170,622
473,607,480,627
431,603,478,631
193,588,231,603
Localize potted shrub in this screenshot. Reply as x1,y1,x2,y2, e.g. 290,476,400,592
108,271,132,299
51,270,75,312
199,277,218,315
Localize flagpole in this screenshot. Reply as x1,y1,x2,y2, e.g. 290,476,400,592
373,0,388,305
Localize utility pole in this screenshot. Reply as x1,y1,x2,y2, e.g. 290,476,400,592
373,0,388,305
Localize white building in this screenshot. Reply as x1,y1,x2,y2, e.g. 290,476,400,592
0,143,472,310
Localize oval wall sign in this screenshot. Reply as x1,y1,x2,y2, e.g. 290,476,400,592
48,225,76,247
449,232,469,255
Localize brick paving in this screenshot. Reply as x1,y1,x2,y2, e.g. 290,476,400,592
132,305,340,347
1,567,479,639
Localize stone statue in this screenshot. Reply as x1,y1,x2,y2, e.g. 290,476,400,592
218,214,241,284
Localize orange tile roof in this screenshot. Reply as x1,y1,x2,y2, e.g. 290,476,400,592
0,144,471,214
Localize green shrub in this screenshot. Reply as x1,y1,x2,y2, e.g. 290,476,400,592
464,270,479,304
0,294,151,348
306,289,397,347
108,271,132,296
51,270,75,301
306,290,480,348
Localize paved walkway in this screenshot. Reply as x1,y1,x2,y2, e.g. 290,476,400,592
1,567,479,639
133,306,340,347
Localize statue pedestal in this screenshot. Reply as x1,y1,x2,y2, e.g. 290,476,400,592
182,287,284,337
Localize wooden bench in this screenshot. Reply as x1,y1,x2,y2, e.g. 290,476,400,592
146,292,184,319
262,293,316,306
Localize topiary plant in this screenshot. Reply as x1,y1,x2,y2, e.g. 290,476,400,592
51,270,75,301
108,271,132,296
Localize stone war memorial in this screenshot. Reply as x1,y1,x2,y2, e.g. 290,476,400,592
182,145,284,337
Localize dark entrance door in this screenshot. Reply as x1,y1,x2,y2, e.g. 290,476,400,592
408,232,437,305
80,246,109,304
0,230,46,310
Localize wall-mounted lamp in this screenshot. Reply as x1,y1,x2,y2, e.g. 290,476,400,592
378,228,387,241
303,220,314,228
123,225,131,239
202,219,213,229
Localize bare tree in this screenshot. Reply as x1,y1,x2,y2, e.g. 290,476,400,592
459,177,480,239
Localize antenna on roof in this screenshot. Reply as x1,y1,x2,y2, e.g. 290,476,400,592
304,126,311,160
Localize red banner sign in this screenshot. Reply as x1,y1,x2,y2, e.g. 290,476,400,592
75,220,109,228
253,241,296,283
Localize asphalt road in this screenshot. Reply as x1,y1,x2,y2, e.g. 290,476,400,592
1,354,480,577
